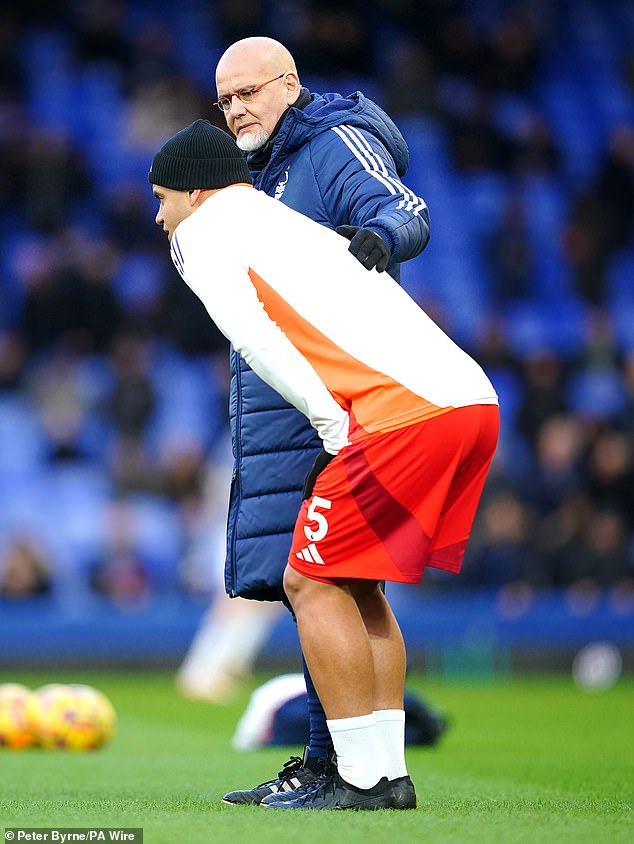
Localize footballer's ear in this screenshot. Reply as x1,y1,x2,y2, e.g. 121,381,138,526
188,188,203,206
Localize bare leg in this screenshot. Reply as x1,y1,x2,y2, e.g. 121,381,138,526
350,581,406,712
283,565,412,794
283,568,406,718
283,565,375,719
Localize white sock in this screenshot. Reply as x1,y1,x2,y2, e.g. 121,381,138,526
326,713,386,789
374,709,408,780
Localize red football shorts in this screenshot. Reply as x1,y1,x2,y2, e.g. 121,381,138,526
289,404,499,584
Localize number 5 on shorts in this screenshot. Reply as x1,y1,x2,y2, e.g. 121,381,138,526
304,496,332,542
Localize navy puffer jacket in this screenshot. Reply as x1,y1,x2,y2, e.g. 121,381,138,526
225,90,430,601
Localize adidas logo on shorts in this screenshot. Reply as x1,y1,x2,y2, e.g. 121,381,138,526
295,543,326,565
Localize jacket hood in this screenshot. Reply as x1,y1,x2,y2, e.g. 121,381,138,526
278,90,410,177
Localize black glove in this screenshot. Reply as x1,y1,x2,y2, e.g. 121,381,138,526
302,448,336,500
336,225,391,272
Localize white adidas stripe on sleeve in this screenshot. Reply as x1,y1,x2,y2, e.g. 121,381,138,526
331,125,427,216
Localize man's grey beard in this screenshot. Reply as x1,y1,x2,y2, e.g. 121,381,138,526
236,129,270,152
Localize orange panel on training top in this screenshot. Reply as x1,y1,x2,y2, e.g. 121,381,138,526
247,267,446,436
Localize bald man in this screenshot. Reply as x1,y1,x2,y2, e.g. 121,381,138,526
212,37,433,807
215,38,299,153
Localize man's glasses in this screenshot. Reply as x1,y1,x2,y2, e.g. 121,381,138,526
214,73,287,113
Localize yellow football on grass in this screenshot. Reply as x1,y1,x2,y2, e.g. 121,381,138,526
0,683,39,749
35,683,116,750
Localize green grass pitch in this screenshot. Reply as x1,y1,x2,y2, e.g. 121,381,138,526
0,670,632,843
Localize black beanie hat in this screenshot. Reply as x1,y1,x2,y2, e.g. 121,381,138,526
148,119,252,191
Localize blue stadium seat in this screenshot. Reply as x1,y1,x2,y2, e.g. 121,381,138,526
460,172,509,238
118,493,184,588
113,252,166,313
566,365,626,420
502,298,588,358
606,250,634,304
146,350,225,453
37,464,113,568
0,396,48,479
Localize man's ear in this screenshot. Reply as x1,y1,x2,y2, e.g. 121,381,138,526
188,188,202,206
285,72,301,104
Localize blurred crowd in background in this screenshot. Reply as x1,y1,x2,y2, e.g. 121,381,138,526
0,0,633,611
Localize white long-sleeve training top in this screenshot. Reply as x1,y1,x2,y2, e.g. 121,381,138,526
170,185,498,454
